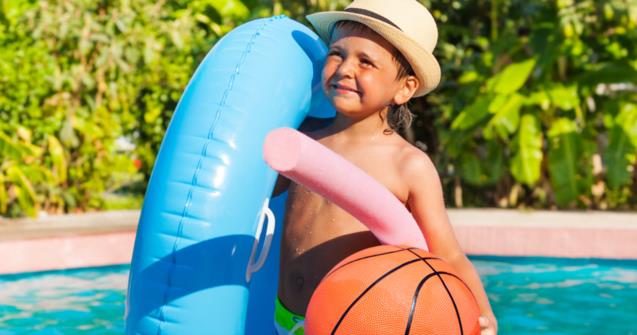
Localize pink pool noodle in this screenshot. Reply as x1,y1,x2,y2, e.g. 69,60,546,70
263,127,428,250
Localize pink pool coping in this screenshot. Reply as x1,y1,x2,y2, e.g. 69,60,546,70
0,210,139,275
1,209,635,275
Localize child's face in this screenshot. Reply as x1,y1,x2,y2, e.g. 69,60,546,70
322,25,417,119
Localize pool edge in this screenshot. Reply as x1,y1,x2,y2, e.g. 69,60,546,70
1,209,635,274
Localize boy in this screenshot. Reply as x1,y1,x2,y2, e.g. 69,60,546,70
274,1,497,334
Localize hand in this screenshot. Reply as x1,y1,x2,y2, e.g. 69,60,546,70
479,314,498,335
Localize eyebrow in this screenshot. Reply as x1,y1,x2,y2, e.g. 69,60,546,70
329,45,377,61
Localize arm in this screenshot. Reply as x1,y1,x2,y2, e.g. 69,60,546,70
404,152,497,335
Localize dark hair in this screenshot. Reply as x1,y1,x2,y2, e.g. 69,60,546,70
331,20,415,132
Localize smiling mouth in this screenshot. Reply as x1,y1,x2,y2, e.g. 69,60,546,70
331,84,359,94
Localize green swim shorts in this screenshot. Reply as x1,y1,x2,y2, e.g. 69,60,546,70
274,297,305,335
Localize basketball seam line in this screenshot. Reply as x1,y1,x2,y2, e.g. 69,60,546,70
330,256,425,335
329,247,406,274
407,249,465,335
405,270,457,335
405,271,440,335
328,247,439,277
404,271,466,335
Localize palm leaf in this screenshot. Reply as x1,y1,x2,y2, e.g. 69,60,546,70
488,59,537,95
547,118,585,206
511,114,543,186
604,125,635,189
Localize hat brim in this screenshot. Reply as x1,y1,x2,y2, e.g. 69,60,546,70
307,11,441,97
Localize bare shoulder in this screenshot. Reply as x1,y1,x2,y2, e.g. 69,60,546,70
394,138,438,181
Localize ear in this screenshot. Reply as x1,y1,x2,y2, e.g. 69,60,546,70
393,75,420,105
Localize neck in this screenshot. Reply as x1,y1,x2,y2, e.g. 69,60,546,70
329,108,391,140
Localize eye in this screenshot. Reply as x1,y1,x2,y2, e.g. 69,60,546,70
328,50,343,58
360,58,375,68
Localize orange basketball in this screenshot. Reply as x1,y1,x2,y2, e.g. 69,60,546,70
305,245,481,335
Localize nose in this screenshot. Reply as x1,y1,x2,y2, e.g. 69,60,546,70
335,57,355,78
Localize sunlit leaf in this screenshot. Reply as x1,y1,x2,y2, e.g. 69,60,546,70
0,0,34,25
59,116,79,148
546,84,580,111
511,114,543,186
487,94,508,113
16,126,31,142
526,90,551,110
484,93,524,139
458,70,480,84
143,37,161,64
209,0,249,21
6,165,38,216
48,135,67,184
451,96,491,130
13,186,37,217
489,59,537,95
169,28,184,50
0,131,43,160
617,103,637,147
0,172,7,213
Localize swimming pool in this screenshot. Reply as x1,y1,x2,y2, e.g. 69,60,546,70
0,265,128,334
473,256,637,335
1,257,635,334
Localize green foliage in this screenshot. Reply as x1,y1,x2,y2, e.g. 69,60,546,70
1,0,636,217
605,103,637,189
422,0,637,209
511,114,543,187
0,0,223,217
547,118,595,206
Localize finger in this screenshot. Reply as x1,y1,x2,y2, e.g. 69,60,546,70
481,329,495,335
479,316,489,328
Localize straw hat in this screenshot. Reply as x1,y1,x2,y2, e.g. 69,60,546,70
307,0,441,97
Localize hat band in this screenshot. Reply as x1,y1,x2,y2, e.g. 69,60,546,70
344,8,402,31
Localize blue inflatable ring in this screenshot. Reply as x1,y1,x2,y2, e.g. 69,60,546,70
125,16,334,335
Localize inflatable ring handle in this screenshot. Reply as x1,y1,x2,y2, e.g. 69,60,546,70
246,198,276,283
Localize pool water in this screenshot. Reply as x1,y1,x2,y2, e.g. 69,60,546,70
0,266,128,334
1,258,636,334
472,257,637,335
